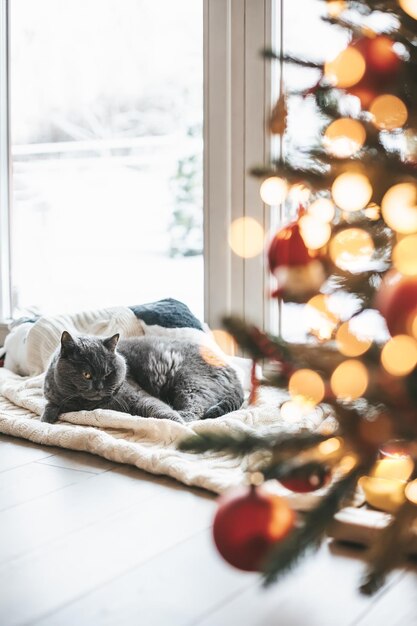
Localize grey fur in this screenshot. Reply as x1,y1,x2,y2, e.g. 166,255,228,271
42,332,244,424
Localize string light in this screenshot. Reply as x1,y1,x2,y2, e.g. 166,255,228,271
330,360,369,400
336,321,372,356
308,198,335,223
260,177,288,206
382,183,417,234
399,0,417,20
324,118,366,158
370,95,408,131
288,369,325,406
329,228,374,271
381,335,417,376
324,47,366,88
298,215,331,250
305,294,339,340
392,235,417,276
228,217,265,258
332,173,372,212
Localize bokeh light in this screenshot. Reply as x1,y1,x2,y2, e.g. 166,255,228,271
364,203,381,220
324,118,366,158
370,95,408,131
330,359,369,400
305,294,339,340
288,183,311,205
393,235,417,276
288,369,325,406
399,0,417,20
371,457,414,481
211,329,237,356
329,228,375,271
280,400,304,420
336,321,372,356
299,215,332,250
327,1,347,17
324,47,366,88
308,198,335,223
382,183,417,234
260,177,288,206
228,217,265,258
332,172,372,212
317,437,342,456
381,335,417,376
405,479,417,504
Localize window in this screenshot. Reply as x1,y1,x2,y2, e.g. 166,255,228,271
10,0,203,319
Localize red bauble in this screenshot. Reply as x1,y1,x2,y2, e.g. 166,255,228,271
359,36,401,77
346,36,402,110
268,221,326,302
279,465,331,493
375,270,417,337
213,485,295,572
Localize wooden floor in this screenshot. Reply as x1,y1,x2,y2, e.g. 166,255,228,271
0,434,416,626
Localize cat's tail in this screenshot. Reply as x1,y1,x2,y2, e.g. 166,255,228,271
202,392,244,420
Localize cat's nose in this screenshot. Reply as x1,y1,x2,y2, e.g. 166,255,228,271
95,382,104,390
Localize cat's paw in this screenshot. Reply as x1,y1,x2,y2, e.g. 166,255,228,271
202,404,223,420
41,404,60,424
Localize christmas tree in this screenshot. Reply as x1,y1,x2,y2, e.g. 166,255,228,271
180,0,417,594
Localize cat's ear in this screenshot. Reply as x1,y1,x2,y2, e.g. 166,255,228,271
60,331,75,356
103,333,119,352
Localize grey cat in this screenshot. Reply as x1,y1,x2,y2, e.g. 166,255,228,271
41,331,244,424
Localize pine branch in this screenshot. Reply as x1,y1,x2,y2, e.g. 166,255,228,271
262,465,364,586
360,500,417,595
178,430,329,456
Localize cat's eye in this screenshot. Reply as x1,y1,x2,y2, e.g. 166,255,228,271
82,371,92,380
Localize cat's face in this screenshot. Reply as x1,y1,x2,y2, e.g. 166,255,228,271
55,331,126,402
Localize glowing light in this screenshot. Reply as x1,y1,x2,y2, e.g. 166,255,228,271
324,47,366,88
327,0,347,17
399,0,417,20
288,183,311,205
382,183,417,234
338,454,358,474
324,118,366,158
228,217,264,258
335,321,372,357
329,228,374,271
359,476,406,513
280,400,305,420
364,203,380,220
318,437,342,456
308,198,335,223
330,360,369,400
381,335,417,376
211,330,236,356
405,479,417,504
288,369,325,406
260,177,288,206
370,95,408,131
298,215,331,250
371,458,414,481
305,294,339,340
332,173,372,212
393,235,417,276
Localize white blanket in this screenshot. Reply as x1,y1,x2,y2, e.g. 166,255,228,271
0,307,327,503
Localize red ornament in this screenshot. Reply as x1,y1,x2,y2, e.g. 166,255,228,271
346,36,402,110
268,220,326,302
213,485,295,572
279,465,331,493
375,270,417,337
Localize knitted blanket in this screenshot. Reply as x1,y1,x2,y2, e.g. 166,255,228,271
0,300,326,503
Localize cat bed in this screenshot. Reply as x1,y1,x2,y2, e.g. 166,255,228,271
0,300,325,503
